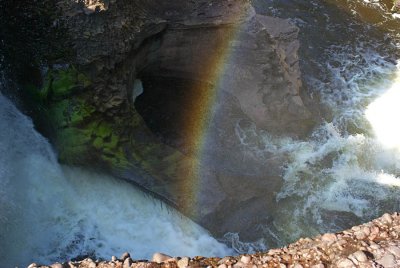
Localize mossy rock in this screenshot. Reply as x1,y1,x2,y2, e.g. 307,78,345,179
24,64,191,188
393,0,400,12
46,66,91,100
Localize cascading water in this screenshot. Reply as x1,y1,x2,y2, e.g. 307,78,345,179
0,92,231,267
228,0,400,248
2,0,400,266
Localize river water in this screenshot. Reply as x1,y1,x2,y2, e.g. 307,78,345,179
1,0,400,267
232,0,400,248
0,93,231,267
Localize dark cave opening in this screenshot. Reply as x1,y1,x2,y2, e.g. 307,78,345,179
134,75,212,154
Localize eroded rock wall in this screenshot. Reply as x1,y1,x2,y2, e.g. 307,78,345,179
8,0,319,242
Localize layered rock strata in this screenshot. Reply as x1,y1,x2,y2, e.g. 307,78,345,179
30,213,400,268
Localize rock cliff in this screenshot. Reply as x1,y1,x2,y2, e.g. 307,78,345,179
1,0,319,241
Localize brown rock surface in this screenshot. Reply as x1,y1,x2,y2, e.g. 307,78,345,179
13,0,318,241
33,213,400,268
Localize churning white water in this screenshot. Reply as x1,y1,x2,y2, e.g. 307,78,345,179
234,39,400,245
0,94,231,267
366,64,400,150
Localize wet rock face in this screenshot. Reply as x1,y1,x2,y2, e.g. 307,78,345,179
130,5,314,240
15,0,317,242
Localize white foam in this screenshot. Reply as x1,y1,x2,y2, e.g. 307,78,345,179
0,94,231,267
366,64,400,150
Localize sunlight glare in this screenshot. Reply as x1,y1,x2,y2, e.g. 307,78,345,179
366,67,400,150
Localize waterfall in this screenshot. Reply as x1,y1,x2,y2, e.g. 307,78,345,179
0,93,231,267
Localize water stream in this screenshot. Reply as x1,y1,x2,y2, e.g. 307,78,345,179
0,94,231,267
1,0,400,267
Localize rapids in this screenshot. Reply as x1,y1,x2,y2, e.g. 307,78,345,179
233,0,400,248
0,93,231,267
1,0,400,266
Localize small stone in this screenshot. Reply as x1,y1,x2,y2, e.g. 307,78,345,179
240,255,252,264
370,226,380,236
362,227,371,236
370,242,380,250
218,257,231,265
152,252,172,263
218,264,228,268
87,260,97,268
292,264,303,268
377,253,396,267
354,231,366,240
120,252,131,260
352,251,368,262
311,264,325,268
261,256,273,262
382,213,393,224
233,261,245,268
111,256,117,262
321,233,337,242
68,261,78,268
279,264,287,268
387,246,400,258
51,264,63,268
124,257,133,268
177,257,190,268
27,264,38,268
380,231,389,238
337,258,355,268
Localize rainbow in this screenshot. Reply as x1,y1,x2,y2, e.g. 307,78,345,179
175,2,254,218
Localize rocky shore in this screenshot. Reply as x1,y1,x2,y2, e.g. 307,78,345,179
29,213,400,268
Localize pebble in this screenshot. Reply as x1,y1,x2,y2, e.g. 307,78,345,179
352,250,368,262
177,257,190,268
377,253,397,267
354,231,366,240
382,213,393,224
34,213,400,268
152,253,173,263
240,255,252,264
123,257,133,268
120,252,131,260
218,257,231,265
362,227,371,236
28,264,38,268
321,233,337,242
387,246,400,257
233,261,245,268
337,258,355,268
50,264,63,268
